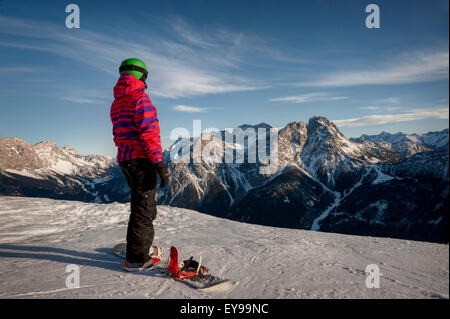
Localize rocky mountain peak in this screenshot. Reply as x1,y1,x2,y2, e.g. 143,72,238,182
0,137,42,170
306,116,347,142
277,121,308,163
34,140,57,147
62,145,80,155
308,115,331,126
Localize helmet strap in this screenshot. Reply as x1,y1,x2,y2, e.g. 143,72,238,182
119,64,148,82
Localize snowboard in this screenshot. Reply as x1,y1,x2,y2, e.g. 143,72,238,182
112,243,237,292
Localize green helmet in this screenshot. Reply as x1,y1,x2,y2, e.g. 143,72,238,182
119,58,148,82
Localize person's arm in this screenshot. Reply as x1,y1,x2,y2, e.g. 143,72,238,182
134,94,163,164
134,94,169,187
112,129,119,147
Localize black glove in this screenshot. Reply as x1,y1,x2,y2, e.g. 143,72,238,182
154,161,169,187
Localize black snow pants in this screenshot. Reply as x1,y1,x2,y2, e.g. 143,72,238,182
119,158,157,264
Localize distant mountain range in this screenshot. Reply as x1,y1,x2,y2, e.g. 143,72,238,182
1,117,448,243
158,117,448,243
0,138,127,202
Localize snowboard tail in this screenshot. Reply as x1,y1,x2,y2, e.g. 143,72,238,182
174,273,237,291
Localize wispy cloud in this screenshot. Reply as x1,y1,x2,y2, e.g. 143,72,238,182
376,97,401,105
60,89,110,105
360,97,403,111
360,106,381,110
0,41,54,53
0,67,47,73
0,15,271,99
360,105,404,112
333,106,449,127
297,51,449,87
270,92,349,103
169,16,217,49
166,17,308,66
172,105,210,113
62,97,99,104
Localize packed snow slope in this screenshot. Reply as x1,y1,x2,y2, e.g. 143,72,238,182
0,196,448,299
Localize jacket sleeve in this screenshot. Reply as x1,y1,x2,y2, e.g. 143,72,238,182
110,103,119,147
112,127,119,147
134,94,163,164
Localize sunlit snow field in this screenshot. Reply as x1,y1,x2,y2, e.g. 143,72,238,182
0,196,448,299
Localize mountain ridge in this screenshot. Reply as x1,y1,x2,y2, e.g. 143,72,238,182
0,137,127,203
158,116,448,243
1,117,448,243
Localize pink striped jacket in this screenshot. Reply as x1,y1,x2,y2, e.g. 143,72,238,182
110,73,163,164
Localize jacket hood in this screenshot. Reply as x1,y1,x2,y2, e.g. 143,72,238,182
113,73,146,99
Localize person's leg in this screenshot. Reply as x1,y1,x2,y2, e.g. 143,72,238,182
120,158,157,264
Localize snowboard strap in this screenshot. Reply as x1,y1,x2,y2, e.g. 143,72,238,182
196,256,202,275
168,246,208,280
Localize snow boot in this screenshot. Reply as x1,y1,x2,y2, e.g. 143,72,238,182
123,256,160,272
149,244,162,259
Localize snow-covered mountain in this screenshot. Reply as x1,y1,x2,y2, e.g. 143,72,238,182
0,138,128,202
1,117,448,243
0,196,448,299
352,129,449,157
158,117,449,243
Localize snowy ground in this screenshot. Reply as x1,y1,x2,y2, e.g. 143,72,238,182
0,196,448,299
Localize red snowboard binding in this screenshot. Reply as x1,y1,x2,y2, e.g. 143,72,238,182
168,246,208,280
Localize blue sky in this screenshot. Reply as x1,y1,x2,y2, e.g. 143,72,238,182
0,0,448,156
